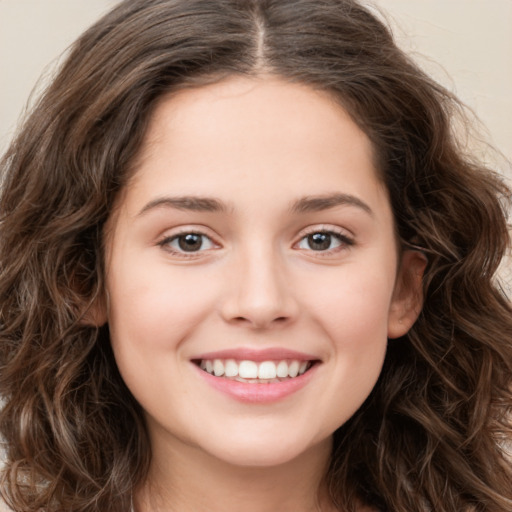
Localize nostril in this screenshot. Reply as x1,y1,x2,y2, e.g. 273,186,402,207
234,315,290,324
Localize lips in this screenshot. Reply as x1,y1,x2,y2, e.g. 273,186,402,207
192,348,320,402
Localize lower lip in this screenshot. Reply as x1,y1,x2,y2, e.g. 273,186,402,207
194,364,318,403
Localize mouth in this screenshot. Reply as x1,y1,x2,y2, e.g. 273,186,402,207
192,350,320,402
193,358,316,383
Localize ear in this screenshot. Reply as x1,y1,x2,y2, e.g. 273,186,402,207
387,250,427,339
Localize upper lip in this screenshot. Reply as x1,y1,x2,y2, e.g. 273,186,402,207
192,347,319,362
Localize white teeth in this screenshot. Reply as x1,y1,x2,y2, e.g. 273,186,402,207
258,361,277,379
198,358,312,381
276,361,289,378
288,360,300,378
224,359,238,377
213,359,225,377
238,360,258,379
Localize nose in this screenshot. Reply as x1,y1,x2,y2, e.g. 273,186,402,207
219,248,299,329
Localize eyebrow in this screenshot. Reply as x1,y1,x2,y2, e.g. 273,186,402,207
290,193,374,216
138,196,227,216
137,192,373,217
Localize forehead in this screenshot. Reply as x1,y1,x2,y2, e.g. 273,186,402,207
142,77,373,158
120,76,390,220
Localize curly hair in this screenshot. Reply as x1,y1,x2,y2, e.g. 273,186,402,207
0,0,511,511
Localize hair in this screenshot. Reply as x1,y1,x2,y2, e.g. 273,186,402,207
0,0,511,510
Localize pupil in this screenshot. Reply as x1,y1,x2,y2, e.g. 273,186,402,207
308,233,331,251
178,234,202,251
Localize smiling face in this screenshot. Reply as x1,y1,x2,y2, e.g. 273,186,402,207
101,76,424,470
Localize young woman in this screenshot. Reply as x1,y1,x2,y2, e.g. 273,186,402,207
1,1,511,511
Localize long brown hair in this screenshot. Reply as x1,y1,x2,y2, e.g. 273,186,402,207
1,1,511,510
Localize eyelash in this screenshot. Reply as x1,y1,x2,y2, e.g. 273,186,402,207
157,230,219,259
294,227,354,255
157,227,354,258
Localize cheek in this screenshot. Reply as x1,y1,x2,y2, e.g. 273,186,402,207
105,264,217,413
107,259,220,349
296,267,394,432
299,262,396,344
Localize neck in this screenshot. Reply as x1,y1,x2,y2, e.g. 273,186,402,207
135,436,336,512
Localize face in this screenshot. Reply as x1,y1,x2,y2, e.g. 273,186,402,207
101,76,424,469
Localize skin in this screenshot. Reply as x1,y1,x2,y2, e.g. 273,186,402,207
98,76,425,511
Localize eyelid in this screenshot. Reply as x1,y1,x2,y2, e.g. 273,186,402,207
293,225,355,254
156,226,221,258
155,224,354,259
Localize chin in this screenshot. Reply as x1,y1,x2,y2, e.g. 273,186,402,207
198,429,330,469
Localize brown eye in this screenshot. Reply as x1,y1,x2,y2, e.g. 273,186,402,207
161,232,216,253
178,233,204,251
306,232,332,251
297,230,352,252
